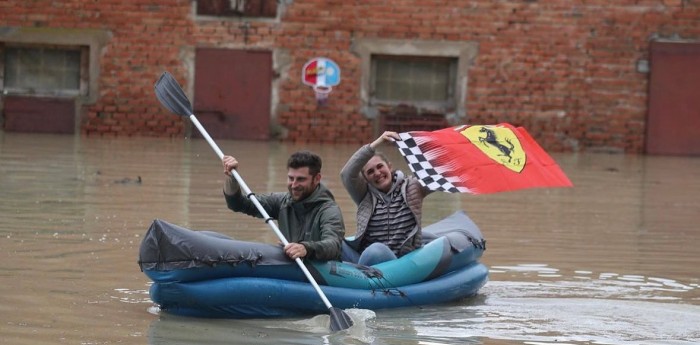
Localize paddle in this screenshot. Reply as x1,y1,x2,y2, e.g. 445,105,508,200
153,71,353,332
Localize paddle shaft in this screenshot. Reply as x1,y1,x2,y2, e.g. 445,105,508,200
189,114,335,310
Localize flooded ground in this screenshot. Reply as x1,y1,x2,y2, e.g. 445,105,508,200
0,132,698,345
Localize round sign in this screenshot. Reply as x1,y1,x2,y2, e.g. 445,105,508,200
302,57,341,88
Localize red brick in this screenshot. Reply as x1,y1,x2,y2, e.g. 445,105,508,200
3,1,698,152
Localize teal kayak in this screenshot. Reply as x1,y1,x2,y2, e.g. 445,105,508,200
138,210,488,318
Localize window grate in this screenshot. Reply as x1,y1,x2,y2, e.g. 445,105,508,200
196,0,277,18
4,46,82,94
371,55,456,103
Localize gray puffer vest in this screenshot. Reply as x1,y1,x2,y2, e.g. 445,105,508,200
340,144,431,257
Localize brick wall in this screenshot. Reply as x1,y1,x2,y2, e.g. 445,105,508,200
1,0,699,152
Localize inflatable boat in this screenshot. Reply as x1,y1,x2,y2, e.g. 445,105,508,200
138,210,488,318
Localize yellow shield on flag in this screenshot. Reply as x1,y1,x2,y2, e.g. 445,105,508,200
460,125,526,173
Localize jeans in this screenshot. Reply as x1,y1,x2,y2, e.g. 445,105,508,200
341,241,397,266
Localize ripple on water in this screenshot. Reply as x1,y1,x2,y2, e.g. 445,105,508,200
417,296,700,345
437,264,700,344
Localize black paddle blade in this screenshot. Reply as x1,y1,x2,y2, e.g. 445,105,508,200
329,307,353,332
154,72,193,117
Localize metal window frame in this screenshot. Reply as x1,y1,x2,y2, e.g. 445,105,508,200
1,43,88,98
370,54,458,108
351,38,479,123
0,27,111,104
195,0,279,19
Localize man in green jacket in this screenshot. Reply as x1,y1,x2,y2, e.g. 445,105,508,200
222,150,345,261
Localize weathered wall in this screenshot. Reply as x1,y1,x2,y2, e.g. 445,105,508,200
1,0,699,152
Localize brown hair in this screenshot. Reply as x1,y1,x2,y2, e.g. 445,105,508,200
287,150,322,175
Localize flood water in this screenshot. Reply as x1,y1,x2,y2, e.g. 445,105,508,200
0,132,699,345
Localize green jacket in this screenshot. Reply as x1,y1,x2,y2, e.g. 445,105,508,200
224,182,345,261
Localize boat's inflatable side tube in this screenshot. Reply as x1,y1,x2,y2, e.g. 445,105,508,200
138,220,291,272
140,211,486,290
150,262,489,318
308,236,453,289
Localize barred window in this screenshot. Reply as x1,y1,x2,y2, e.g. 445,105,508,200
3,45,85,96
197,0,277,18
371,55,457,104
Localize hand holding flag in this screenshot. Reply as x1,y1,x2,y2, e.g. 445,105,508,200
370,131,401,149
395,123,573,194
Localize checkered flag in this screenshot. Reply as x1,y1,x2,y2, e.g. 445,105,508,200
396,133,470,193
394,124,573,195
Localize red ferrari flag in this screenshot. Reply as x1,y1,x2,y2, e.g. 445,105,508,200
396,123,573,194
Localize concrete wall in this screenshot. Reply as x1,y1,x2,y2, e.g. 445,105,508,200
1,0,699,152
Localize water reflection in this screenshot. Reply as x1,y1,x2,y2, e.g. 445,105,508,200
147,309,378,345
490,264,697,300
1,132,699,345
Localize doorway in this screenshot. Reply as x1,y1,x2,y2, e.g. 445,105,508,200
193,48,272,140
646,41,700,156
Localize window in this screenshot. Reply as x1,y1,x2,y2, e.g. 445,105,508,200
0,27,109,104
197,0,277,18
2,45,86,97
371,55,457,105
352,39,478,123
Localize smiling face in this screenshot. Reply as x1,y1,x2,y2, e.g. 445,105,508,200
362,155,393,193
287,166,321,201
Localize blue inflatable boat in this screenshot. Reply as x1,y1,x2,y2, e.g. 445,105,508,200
138,210,488,318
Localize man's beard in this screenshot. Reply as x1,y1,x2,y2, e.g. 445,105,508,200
289,185,313,201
